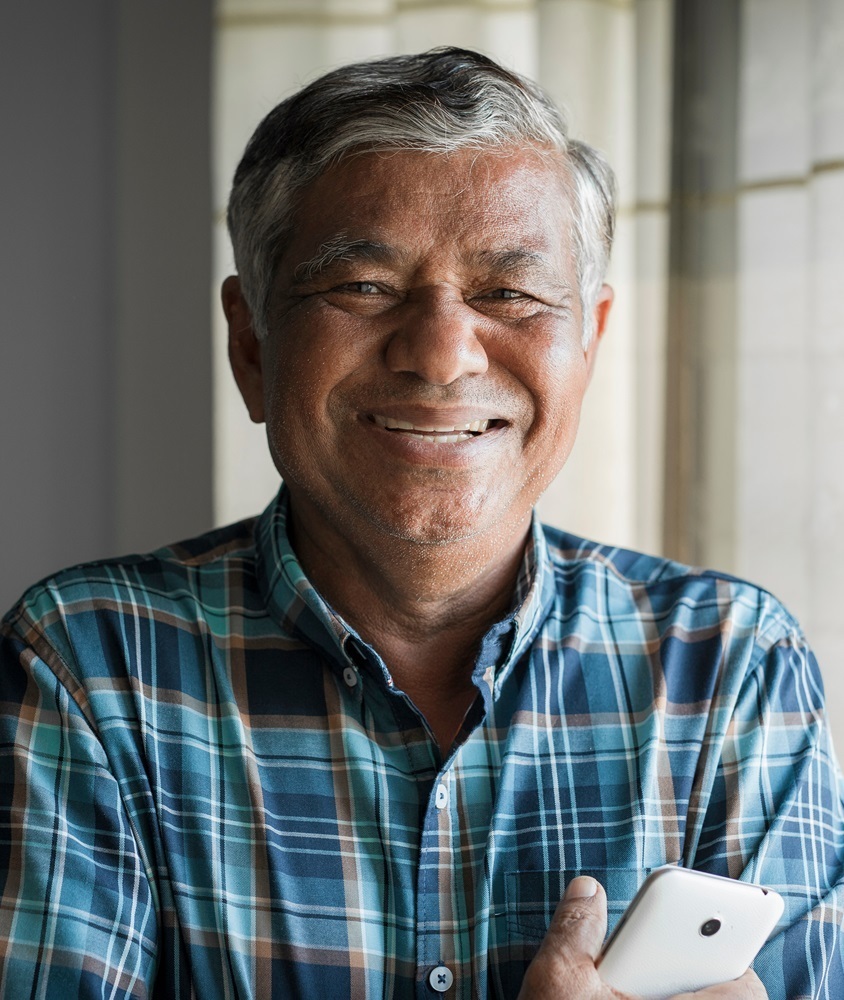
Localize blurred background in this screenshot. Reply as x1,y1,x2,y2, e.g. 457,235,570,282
1,0,842,739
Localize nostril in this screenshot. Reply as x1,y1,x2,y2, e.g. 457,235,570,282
383,323,489,385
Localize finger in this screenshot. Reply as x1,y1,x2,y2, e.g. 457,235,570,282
517,877,608,999
545,876,608,959
673,968,768,999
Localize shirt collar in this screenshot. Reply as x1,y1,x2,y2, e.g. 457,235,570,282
254,487,354,673
255,486,556,695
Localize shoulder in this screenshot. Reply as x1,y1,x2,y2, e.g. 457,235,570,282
536,523,826,723
1,517,261,677
538,522,803,653
6,516,259,616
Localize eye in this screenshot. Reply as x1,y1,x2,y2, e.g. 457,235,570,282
468,285,551,321
477,288,534,302
472,287,535,307
322,279,398,315
335,281,382,295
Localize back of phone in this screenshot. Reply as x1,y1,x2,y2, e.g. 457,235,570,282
596,867,784,1000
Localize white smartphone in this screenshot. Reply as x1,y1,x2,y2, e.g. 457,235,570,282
595,866,784,1000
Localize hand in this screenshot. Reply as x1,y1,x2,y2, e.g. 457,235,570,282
516,876,768,1000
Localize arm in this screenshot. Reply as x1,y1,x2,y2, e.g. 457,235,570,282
518,876,766,1000
0,620,158,997
692,628,844,1000
519,607,843,1000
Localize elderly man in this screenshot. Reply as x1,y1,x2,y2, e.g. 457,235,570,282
0,48,841,999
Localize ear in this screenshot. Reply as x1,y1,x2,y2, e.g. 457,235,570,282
584,283,614,385
222,275,265,424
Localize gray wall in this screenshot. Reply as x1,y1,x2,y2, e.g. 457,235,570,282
0,1,213,612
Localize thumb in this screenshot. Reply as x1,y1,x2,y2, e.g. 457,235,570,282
548,876,608,957
518,876,609,999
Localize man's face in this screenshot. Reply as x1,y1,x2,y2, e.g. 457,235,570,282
228,147,611,553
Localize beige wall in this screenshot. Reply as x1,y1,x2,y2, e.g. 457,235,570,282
734,0,844,732
663,0,844,745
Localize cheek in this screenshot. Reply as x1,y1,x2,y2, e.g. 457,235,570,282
521,337,590,437
522,361,589,497
260,345,317,473
261,325,362,459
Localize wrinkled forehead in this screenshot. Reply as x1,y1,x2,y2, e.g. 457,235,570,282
291,142,574,208
279,146,578,273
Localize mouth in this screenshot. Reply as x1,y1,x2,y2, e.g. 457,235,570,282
371,414,502,443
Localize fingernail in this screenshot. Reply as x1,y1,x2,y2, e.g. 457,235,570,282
566,876,598,899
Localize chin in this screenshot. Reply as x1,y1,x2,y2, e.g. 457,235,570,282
351,491,509,548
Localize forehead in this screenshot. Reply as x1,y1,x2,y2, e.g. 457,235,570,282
282,146,576,270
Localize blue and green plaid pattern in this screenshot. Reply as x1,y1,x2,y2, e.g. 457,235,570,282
1,488,842,998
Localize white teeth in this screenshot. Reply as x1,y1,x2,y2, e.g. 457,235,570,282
373,415,491,435
376,417,415,430
406,432,473,442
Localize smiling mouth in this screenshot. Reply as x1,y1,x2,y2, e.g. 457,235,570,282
371,414,499,443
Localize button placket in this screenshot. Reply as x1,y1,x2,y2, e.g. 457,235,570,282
417,764,459,996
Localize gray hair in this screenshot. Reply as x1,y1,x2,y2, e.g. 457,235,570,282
227,47,616,347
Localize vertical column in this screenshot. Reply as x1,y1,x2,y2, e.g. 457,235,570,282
735,0,844,732
633,0,673,555
663,0,740,568
665,0,844,745
808,0,844,716
536,0,639,547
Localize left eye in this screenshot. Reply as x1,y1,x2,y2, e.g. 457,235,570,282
488,288,526,300
338,282,381,295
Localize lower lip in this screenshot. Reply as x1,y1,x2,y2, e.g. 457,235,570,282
361,417,507,466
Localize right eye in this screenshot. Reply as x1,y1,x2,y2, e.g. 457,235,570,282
322,280,400,316
333,281,382,295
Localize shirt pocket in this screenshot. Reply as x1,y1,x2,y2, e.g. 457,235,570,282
506,866,654,942
502,863,654,992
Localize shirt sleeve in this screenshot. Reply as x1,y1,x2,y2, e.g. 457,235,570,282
0,620,159,998
693,623,844,1000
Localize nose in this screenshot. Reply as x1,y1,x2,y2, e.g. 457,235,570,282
384,287,489,385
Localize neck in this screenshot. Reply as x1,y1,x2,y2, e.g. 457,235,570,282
287,497,531,750
291,501,529,644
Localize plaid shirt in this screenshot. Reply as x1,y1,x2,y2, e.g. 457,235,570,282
1,488,842,999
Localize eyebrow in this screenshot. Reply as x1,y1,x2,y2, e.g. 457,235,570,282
471,248,575,296
291,237,573,296
472,248,548,271
471,248,563,280
292,235,397,283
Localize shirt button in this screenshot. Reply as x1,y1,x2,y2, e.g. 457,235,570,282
435,783,449,810
428,966,454,992
342,666,358,687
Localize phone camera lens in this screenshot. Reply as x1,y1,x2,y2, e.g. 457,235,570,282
700,918,722,937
